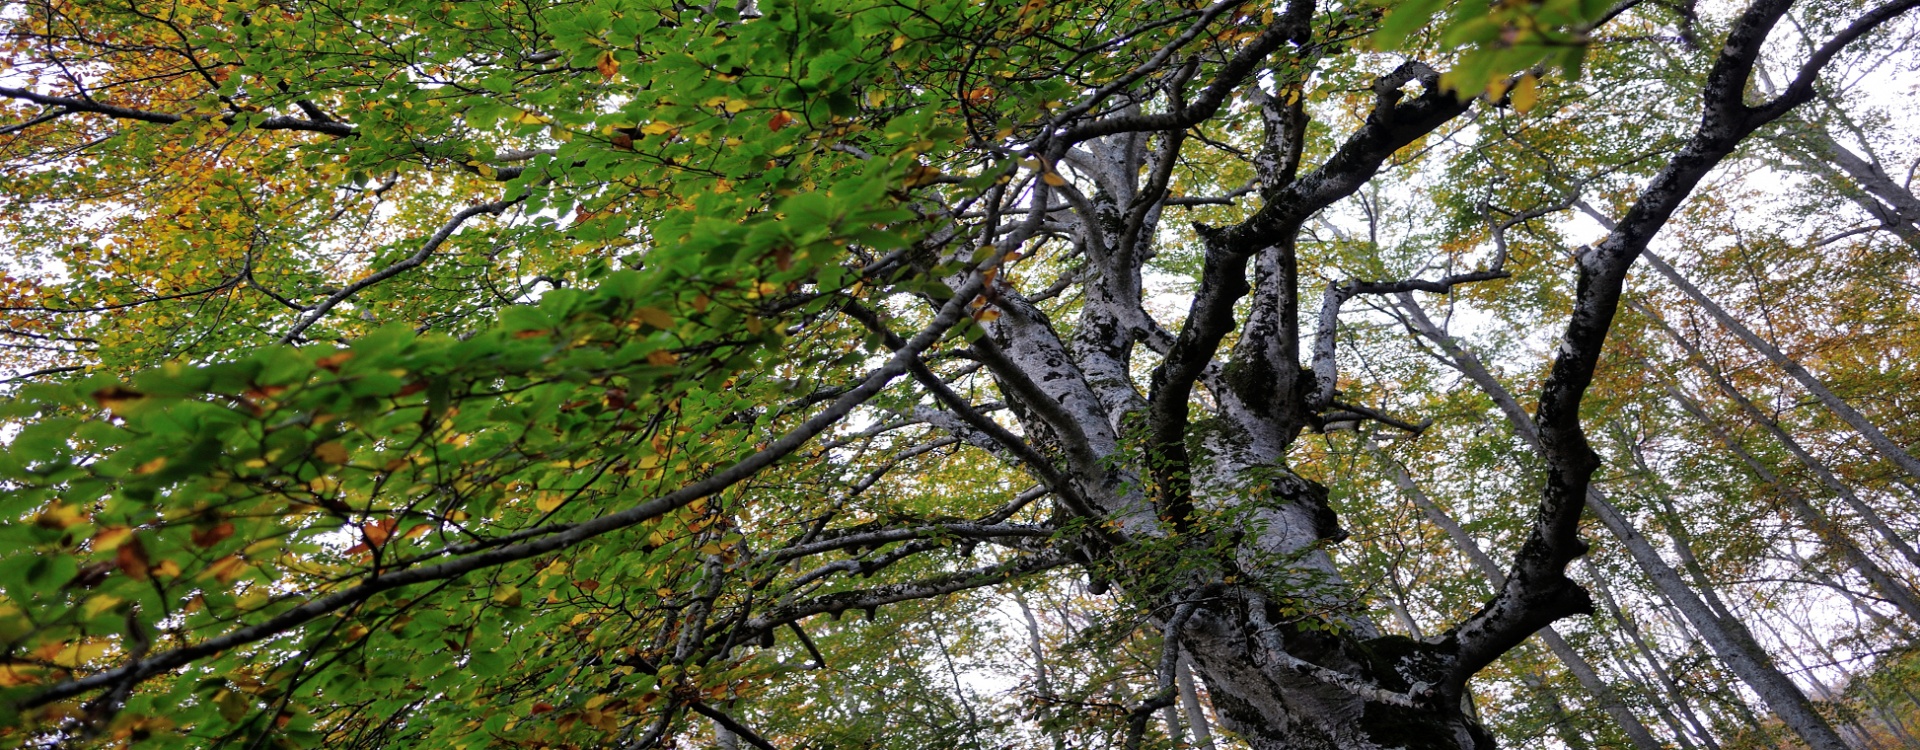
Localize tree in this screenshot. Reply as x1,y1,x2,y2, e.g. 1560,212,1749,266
2,0,1917,747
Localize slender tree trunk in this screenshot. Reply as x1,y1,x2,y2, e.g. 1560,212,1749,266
1587,563,1724,750
1633,298,1920,573
1176,656,1218,750
1638,248,1920,485
1805,564,1920,642
1779,608,1920,750
1660,382,1920,623
1013,591,1069,750
1365,438,1665,750
1595,625,1704,750
1773,123,1920,251
1399,295,1855,750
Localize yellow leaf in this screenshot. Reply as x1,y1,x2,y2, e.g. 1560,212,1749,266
42,640,113,667
236,590,269,611
635,306,675,330
313,442,350,464
1511,74,1540,113
640,121,675,136
596,50,619,80
92,526,134,552
540,560,569,582
133,457,167,475
82,595,122,618
36,503,87,529
1041,172,1067,187
537,493,565,512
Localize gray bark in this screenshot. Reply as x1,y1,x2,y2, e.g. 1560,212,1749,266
1631,298,1920,574
1773,122,1920,250
1176,656,1218,750
1364,438,1666,750
1639,247,1920,486
1586,561,1725,750
1399,295,1852,750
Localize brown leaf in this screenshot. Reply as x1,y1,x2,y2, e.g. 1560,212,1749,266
191,521,235,548
90,386,145,417
363,517,398,548
116,539,150,581
315,351,354,372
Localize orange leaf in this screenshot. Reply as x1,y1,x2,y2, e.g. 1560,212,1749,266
203,555,248,584
768,111,794,132
363,517,398,548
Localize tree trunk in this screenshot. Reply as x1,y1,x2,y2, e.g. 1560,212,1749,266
1365,439,1665,750
1586,560,1725,750
1661,382,1920,624
1772,121,1920,252
1399,295,1854,750
1633,298,1920,573
1639,248,1920,485
1176,656,1219,750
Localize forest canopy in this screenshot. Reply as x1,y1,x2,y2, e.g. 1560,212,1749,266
2,0,1919,747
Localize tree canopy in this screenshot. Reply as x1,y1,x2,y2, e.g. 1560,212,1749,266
2,0,1919,747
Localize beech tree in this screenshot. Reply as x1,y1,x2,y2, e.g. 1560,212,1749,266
2,0,1917,748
